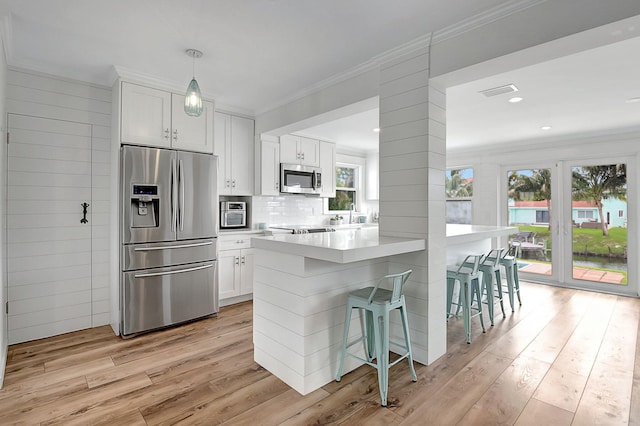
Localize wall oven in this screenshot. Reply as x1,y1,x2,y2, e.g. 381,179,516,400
280,163,322,195
220,201,247,228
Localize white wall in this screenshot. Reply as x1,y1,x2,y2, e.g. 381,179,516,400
0,26,8,388
5,69,112,343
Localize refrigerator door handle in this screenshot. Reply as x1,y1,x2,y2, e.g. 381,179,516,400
133,241,213,251
134,263,214,279
171,157,178,232
179,159,185,231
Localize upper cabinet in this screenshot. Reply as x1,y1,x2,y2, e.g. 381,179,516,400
255,136,280,196
120,82,214,153
319,141,336,198
214,112,255,196
366,151,379,200
280,135,319,167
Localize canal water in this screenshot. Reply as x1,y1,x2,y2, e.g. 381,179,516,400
573,254,627,272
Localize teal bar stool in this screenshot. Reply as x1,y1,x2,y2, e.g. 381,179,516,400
335,270,417,406
499,243,522,312
479,248,506,325
446,254,486,343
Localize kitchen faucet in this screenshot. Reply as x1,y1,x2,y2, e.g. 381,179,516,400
349,203,355,224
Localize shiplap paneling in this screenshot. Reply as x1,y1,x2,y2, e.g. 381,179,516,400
378,46,447,364
6,69,112,343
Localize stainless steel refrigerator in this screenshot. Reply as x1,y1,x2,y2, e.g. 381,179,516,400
120,145,218,337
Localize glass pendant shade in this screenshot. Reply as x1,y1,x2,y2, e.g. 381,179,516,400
184,78,203,117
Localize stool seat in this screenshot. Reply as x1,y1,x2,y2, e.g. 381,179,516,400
335,270,417,406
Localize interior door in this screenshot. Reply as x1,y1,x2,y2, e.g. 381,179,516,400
7,114,92,344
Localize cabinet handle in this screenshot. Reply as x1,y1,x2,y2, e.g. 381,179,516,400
173,129,178,141
164,128,170,139
301,152,305,160
235,256,240,265
232,179,236,188
275,181,279,190
241,256,246,264
226,179,231,188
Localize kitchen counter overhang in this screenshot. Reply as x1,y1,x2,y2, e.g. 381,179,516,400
251,228,425,263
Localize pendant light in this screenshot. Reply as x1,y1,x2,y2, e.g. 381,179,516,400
184,49,203,117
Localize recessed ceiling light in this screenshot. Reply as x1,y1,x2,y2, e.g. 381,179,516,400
541,126,552,131
508,97,523,103
372,128,380,132
625,97,640,104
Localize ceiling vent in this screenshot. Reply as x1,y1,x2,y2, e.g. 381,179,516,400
479,84,519,97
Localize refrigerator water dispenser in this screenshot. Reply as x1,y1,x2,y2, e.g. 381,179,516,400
131,184,159,228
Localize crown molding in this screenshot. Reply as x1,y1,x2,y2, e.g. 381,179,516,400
256,0,544,116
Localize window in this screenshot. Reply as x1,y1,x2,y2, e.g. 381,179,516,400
536,210,550,223
577,210,594,219
619,210,624,218
446,167,473,224
328,165,358,211
445,168,473,198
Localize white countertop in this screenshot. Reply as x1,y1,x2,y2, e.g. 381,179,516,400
446,224,518,244
251,227,424,264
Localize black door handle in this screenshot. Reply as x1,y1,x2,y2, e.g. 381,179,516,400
81,202,89,224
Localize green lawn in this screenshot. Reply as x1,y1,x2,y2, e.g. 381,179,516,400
517,225,627,257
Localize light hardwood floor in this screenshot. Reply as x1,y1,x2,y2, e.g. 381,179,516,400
1,282,639,425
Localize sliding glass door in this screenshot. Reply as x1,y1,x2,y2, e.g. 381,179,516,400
505,166,557,283
503,157,636,296
563,158,633,294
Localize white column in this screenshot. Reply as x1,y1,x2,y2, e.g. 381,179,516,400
379,46,447,364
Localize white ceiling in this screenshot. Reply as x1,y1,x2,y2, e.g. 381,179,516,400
1,1,639,153
0,0,510,114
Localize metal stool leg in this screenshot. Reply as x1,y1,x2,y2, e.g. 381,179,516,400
335,302,353,381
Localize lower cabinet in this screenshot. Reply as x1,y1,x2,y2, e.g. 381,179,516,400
218,236,254,302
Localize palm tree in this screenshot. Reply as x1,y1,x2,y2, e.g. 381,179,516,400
509,169,552,230
572,164,626,236
446,169,472,198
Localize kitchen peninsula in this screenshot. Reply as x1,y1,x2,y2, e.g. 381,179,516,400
250,224,517,395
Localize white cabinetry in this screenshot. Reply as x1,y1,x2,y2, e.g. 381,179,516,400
255,136,280,196
218,236,254,302
319,140,336,198
366,151,379,200
280,134,319,167
214,112,254,195
120,82,214,153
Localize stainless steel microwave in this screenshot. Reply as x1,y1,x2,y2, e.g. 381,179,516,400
280,163,322,195
220,201,247,228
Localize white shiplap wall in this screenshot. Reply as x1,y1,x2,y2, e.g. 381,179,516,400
378,46,447,364
5,69,111,344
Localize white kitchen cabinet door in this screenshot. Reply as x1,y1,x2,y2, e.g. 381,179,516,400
319,141,336,198
240,248,254,294
214,112,232,195
279,135,320,167
218,249,241,299
279,134,299,164
170,94,214,153
214,112,254,195
7,114,93,344
230,115,254,195
298,136,319,167
366,151,379,200
121,82,171,148
257,139,280,196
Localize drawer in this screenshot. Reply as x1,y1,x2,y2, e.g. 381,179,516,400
219,236,252,251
